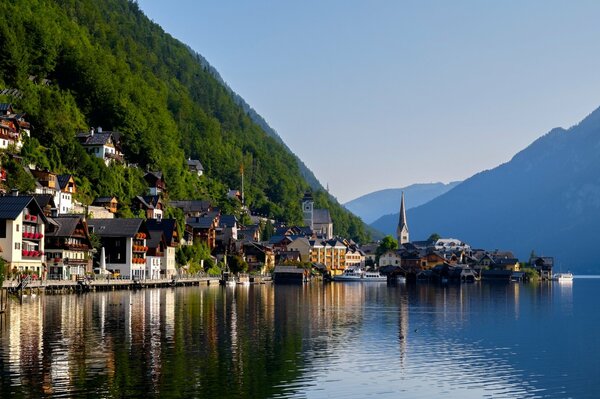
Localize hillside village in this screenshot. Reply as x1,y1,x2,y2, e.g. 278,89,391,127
0,104,554,283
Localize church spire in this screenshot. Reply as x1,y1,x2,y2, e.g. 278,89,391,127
397,192,409,245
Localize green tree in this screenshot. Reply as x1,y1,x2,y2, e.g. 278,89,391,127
227,255,248,274
375,235,398,263
427,233,441,243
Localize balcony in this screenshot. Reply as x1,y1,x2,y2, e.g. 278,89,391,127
22,250,43,258
133,245,148,253
23,232,43,240
23,214,39,223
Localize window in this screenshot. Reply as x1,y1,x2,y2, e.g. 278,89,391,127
16,223,19,232
15,242,20,250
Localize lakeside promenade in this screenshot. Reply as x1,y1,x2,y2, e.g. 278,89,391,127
1,275,221,295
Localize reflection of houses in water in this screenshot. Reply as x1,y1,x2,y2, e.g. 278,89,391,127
397,290,409,370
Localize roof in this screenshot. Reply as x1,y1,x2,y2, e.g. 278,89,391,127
45,215,84,237
0,103,13,113
147,230,165,248
134,195,161,209
82,132,114,146
186,216,215,229
32,194,56,209
145,218,178,244
57,175,74,190
170,200,211,213
274,266,305,274
0,195,45,220
187,159,204,170
88,218,146,238
219,215,237,227
313,209,331,224
93,197,117,204
144,171,163,181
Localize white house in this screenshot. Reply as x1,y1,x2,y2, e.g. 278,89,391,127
0,195,47,276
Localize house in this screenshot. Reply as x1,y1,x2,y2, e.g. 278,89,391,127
145,229,165,280
44,215,93,280
0,195,48,276
56,174,76,214
146,218,180,279
144,171,166,196
238,224,261,242
275,250,302,264
531,256,554,280
0,104,30,150
31,168,59,195
32,194,57,217
273,265,307,284
132,195,163,220
287,237,311,263
76,127,123,165
216,214,238,251
491,257,521,272
170,200,212,217
185,212,220,250
288,237,346,275
379,249,401,267
313,209,333,239
241,242,275,274
87,218,150,279
227,189,241,201
360,243,379,267
433,238,471,253
92,197,118,214
422,251,447,269
187,158,204,176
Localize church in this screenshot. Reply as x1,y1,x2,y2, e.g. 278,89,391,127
397,192,409,245
302,191,333,239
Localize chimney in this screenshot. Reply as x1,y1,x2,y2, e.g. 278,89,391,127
51,208,58,218
97,126,102,133
90,127,94,136
10,188,18,196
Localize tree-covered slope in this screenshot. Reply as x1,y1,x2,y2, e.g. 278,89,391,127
0,0,369,242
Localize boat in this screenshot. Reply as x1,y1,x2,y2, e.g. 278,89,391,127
333,267,387,282
552,272,574,282
219,271,237,286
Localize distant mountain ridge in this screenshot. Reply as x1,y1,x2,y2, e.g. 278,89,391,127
371,106,600,273
345,182,460,224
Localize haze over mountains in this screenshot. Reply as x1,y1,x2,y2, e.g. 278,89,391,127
344,182,460,224
372,106,600,273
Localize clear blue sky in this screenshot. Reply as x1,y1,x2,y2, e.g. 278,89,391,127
138,1,600,203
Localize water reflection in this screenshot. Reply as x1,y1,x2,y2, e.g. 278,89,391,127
0,280,597,398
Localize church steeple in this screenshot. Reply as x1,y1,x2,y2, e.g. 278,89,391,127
397,192,409,245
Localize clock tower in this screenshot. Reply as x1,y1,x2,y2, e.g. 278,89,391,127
302,191,314,229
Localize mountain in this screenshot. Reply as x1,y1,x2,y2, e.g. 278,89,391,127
344,182,460,224
0,0,368,242
187,47,324,191
372,106,600,273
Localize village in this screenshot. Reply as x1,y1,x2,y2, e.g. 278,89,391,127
0,103,556,292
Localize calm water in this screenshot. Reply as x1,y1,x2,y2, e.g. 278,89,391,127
0,279,598,398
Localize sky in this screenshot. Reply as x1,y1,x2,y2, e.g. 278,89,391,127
138,1,600,203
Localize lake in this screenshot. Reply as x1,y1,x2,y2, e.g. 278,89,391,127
0,278,598,398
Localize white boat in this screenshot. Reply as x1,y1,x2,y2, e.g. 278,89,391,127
333,267,387,282
552,272,574,282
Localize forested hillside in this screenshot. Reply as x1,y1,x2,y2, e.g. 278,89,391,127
0,0,368,242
